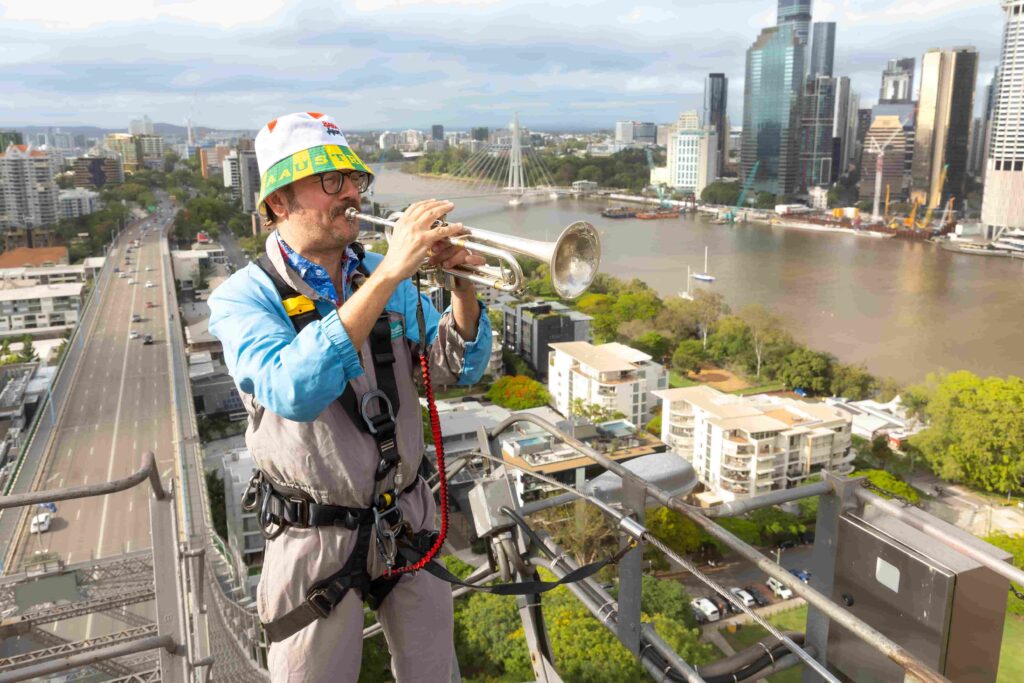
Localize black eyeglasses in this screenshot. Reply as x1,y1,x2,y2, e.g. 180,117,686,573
317,170,371,195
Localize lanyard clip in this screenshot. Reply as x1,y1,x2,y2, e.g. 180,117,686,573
373,494,403,570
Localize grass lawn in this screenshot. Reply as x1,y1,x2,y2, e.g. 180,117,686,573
732,381,787,396
718,607,1024,682
433,384,486,400
669,370,699,388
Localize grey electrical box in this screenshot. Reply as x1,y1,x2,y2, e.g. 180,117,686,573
827,502,1011,682
467,474,518,539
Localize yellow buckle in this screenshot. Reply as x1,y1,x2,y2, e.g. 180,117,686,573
283,295,315,317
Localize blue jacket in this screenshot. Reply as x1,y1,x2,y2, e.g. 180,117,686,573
209,246,491,423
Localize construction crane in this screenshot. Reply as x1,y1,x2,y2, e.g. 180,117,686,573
913,164,949,231
644,148,671,209
883,184,891,223
869,128,903,223
725,160,760,223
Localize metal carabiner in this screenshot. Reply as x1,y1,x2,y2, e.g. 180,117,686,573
240,471,262,512
360,389,396,435
259,481,285,541
373,503,403,569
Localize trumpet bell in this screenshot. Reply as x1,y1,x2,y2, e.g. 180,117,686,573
551,221,601,299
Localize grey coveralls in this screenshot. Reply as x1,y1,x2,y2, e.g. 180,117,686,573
209,234,489,682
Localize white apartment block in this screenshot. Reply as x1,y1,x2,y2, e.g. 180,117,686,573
667,124,719,195
548,341,668,428
0,144,59,230
0,282,84,335
58,188,101,219
653,385,854,504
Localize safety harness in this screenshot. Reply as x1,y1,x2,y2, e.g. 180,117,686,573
245,246,418,643
245,245,636,645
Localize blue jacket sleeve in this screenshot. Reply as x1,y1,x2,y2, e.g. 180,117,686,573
208,266,364,422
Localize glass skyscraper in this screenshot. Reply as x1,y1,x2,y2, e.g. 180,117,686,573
777,0,812,45
809,22,836,78
704,74,729,173
742,22,806,196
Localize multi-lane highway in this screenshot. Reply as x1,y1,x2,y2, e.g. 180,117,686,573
10,206,178,570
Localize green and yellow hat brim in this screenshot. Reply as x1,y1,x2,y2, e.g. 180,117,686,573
257,144,373,216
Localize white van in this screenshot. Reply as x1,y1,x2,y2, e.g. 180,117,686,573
766,576,793,600
690,597,721,623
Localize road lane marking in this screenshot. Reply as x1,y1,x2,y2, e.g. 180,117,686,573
90,446,94,456
59,477,64,487
76,509,81,521
129,499,133,513
47,472,61,484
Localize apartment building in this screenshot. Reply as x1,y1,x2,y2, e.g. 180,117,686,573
0,144,59,230
548,341,667,428
221,448,264,596
500,300,591,380
0,282,84,336
653,385,854,505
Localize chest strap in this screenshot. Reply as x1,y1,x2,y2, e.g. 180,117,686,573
255,251,402,484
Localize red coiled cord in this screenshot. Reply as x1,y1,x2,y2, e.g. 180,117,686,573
383,283,449,577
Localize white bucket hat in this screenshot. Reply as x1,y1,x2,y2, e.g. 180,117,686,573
254,111,374,217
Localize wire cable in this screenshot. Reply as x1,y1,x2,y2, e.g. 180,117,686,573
465,449,840,683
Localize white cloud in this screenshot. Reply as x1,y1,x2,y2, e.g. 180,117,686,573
0,0,289,28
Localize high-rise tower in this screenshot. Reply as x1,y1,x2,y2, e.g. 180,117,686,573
880,58,916,103
981,1,1024,237
809,22,836,78
910,47,978,209
704,74,729,173
777,0,812,45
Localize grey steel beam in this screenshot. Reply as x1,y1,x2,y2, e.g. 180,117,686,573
0,452,165,512
151,481,187,683
702,480,833,517
0,624,157,672
0,634,175,683
617,474,645,655
0,588,154,636
17,626,136,678
487,413,949,683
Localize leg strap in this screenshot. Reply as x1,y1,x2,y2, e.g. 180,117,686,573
262,524,374,644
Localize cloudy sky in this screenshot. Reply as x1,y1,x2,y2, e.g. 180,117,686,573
0,0,1006,133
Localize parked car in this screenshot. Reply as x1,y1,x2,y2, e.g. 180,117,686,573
707,594,731,615
690,598,720,623
789,568,811,584
744,585,770,607
778,539,798,550
30,512,52,533
766,576,793,600
729,587,756,608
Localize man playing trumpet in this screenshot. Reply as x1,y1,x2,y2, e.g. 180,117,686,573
209,111,491,681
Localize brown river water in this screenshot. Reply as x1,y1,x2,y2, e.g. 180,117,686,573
369,165,1023,385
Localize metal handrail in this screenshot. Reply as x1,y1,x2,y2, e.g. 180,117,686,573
0,634,175,683
486,413,949,683
0,452,167,511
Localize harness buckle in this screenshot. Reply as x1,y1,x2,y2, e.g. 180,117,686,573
373,498,404,570
240,471,262,512
305,587,333,620
288,496,310,528
359,390,396,435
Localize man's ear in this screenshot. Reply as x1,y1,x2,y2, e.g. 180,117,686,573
264,188,290,221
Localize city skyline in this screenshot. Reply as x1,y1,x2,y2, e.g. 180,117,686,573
0,0,1006,131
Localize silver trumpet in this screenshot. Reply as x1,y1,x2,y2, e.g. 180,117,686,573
345,208,601,299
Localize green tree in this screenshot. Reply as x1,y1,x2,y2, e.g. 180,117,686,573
645,507,703,570
706,315,752,367
777,347,834,395
858,469,921,503
644,413,662,437
909,371,1024,494
612,290,662,322
486,375,551,410
754,191,776,209
631,331,672,361
700,180,742,206
671,339,704,374
692,289,728,351
983,533,1024,616
740,304,788,378
16,335,37,362
830,362,878,400
204,469,228,540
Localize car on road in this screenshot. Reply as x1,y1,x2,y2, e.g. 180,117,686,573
118,273,127,279
690,598,720,623
145,301,157,308
30,512,52,534
729,587,757,608
743,585,771,607
113,267,120,273
778,539,798,550
788,568,811,584
128,279,136,285
145,281,155,288
766,576,793,600
129,331,140,339
131,314,142,322
143,335,154,345
145,266,154,271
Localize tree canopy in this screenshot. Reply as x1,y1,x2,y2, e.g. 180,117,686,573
486,375,551,410
909,371,1024,495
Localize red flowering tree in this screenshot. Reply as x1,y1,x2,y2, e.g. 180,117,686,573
485,375,551,410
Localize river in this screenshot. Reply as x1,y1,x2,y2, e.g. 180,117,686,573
368,165,1023,385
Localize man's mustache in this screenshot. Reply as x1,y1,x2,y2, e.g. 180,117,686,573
329,202,359,221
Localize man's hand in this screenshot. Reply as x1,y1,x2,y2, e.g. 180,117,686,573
427,239,487,294
377,199,470,283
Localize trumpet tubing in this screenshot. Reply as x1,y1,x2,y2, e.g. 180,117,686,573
345,208,601,299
